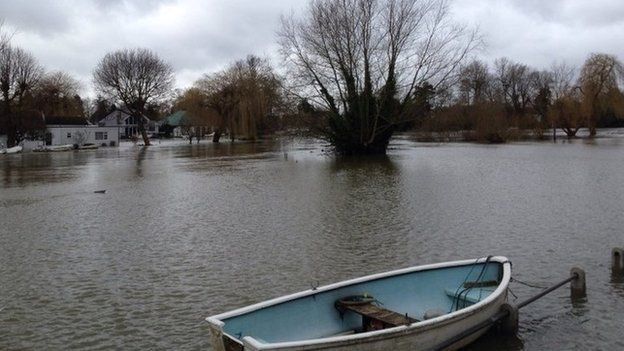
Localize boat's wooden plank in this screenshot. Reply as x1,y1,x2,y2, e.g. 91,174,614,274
339,302,417,327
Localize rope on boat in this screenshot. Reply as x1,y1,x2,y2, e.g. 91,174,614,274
449,256,492,313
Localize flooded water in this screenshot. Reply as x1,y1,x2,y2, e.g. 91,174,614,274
1,135,623,350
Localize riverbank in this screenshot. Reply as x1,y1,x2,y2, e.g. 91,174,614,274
408,127,624,143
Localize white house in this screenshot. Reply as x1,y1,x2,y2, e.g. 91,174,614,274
99,108,161,139
45,116,119,147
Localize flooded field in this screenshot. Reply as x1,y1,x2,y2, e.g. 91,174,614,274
1,136,623,350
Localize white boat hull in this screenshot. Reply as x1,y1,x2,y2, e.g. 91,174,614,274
44,144,74,152
208,257,512,351
2,146,22,154
241,293,505,351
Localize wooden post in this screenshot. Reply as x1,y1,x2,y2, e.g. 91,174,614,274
499,303,519,335
552,124,557,142
570,267,586,299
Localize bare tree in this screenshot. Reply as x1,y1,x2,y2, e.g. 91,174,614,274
528,70,553,137
493,58,534,119
0,20,10,53
93,48,174,145
0,44,43,146
550,62,576,101
578,53,624,136
279,0,479,154
459,60,490,105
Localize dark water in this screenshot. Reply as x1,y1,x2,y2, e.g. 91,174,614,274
1,136,623,350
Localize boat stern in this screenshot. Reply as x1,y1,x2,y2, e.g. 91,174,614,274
207,316,245,351
207,317,227,351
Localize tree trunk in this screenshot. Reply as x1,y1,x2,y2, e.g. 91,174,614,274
137,116,151,146
562,127,578,138
2,102,17,147
212,129,222,143
589,124,597,137
552,124,557,142
6,127,17,148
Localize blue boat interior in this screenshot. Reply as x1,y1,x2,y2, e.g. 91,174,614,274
221,262,502,345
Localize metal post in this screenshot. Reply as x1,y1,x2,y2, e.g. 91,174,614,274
516,274,577,309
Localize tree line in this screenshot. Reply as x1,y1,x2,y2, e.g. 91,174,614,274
278,0,624,152
1,23,87,147
421,54,624,142
1,22,287,147
3,0,624,153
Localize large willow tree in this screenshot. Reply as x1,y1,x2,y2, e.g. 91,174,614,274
279,0,478,154
578,53,624,136
196,55,282,141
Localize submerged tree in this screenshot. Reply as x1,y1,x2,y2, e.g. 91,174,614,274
93,48,174,145
173,87,222,143
279,0,479,154
578,53,624,136
196,55,283,141
550,91,584,138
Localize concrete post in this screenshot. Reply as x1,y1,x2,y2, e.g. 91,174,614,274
570,267,586,299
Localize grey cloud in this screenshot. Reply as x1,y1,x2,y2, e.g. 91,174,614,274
2,0,624,97
0,1,70,36
509,0,624,27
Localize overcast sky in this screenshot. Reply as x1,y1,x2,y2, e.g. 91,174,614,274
2,0,624,97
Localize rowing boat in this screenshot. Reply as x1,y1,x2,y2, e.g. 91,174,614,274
207,256,511,351
1,146,22,154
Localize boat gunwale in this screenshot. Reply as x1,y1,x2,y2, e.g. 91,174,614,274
207,256,511,350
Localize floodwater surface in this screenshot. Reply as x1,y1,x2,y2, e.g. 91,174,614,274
1,136,623,350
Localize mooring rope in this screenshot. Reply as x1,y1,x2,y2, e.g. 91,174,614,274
511,277,548,289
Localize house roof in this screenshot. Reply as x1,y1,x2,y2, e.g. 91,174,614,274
163,110,215,127
45,116,90,126
100,108,158,124
163,110,190,127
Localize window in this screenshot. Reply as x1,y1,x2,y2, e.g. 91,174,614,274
67,132,71,138
95,132,108,140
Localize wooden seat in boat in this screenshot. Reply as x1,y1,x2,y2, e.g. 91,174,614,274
335,296,418,331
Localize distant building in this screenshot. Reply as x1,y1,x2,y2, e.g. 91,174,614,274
161,110,212,138
45,116,119,147
98,108,161,139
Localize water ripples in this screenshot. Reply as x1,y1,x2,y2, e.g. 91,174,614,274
2,137,624,350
